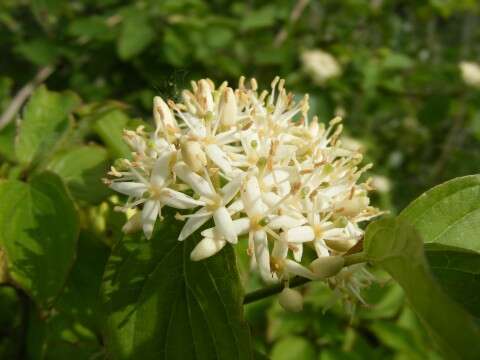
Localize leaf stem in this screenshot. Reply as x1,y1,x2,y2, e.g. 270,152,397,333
243,253,368,305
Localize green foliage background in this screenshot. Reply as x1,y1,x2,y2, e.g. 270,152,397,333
1,0,480,359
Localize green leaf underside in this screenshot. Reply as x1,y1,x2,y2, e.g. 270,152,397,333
400,175,480,254
425,244,480,320
101,212,252,360
15,86,81,165
0,172,79,306
47,145,111,204
364,218,480,360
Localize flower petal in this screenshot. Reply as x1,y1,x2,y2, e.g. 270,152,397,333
213,206,237,244
190,237,227,261
221,175,243,205
159,188,205,209
142,200,160,239
150,150,175,188
284,259,316,280
110,182,147,197
205,144,233,174
254,230,275,283
283,226,315,243
174,162,215,198
178,207,212,241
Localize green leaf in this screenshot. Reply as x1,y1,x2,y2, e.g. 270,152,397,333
270,336,315,360
101,212,252,360
93,109,131,159
364,218,480,360
400,175,480,254
15,86,81,165
0,172,79,306
425,244,480,319
400,175,480,316
15,39,60,66
117,10,155,60
55,231,110,332
47,145,111,204
0,121,17,162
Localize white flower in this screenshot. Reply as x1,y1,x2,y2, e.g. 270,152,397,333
107,76,381,292
460,61,480,88
301,49,341,85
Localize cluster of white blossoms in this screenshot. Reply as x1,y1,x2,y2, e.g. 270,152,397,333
301,50,342,85
459,61,480,88
105,77,381,308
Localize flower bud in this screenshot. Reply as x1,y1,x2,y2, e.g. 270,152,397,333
198,79,214,113
324,238,357,253
190,237,227,261
337,196,369,217
153,96,176,133
180,140,207,173
278,287,303,312
309,256,345,279
219,87,237,127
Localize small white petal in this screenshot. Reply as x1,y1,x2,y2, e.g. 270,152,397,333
159,188,205,209
283,226,315,243
142,200,160,239
174,162,215,198
267,215,306,230
110,182,147,197
190,237,227,261
254,230,275,283
227,199,244,214
201,217,250,238
205,144,232,174
292,244,303,262
178,208,212,241
271,239,288,259
213,206,237,244
220,175,243,205
284,259,316,280
151,151,175,188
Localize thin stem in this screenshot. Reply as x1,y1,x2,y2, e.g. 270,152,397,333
243,252,368,305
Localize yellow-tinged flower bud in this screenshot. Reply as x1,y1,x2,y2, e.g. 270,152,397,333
219,87,237,127
122,211,143,235
278,287,303,312
181,140,207,173
324,238,357,253
337,196,370,217
153,96,176,132
309,256,345,279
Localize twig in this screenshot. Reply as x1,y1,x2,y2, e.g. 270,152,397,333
274,0,310,47
243,253,367,305
0,65,55,131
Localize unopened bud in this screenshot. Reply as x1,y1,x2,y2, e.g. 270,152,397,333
324,238,357,253
278,287,303,312
153,96,176,132
198,79,214,113
219,87,237,127
309,256,345,279
181,140,207,173
338,196,369,217
190,237,227,261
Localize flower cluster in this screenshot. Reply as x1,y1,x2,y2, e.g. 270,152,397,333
105,77,380,290
459,61,480,88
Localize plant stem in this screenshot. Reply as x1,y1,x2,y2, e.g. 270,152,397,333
243,252,368,305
